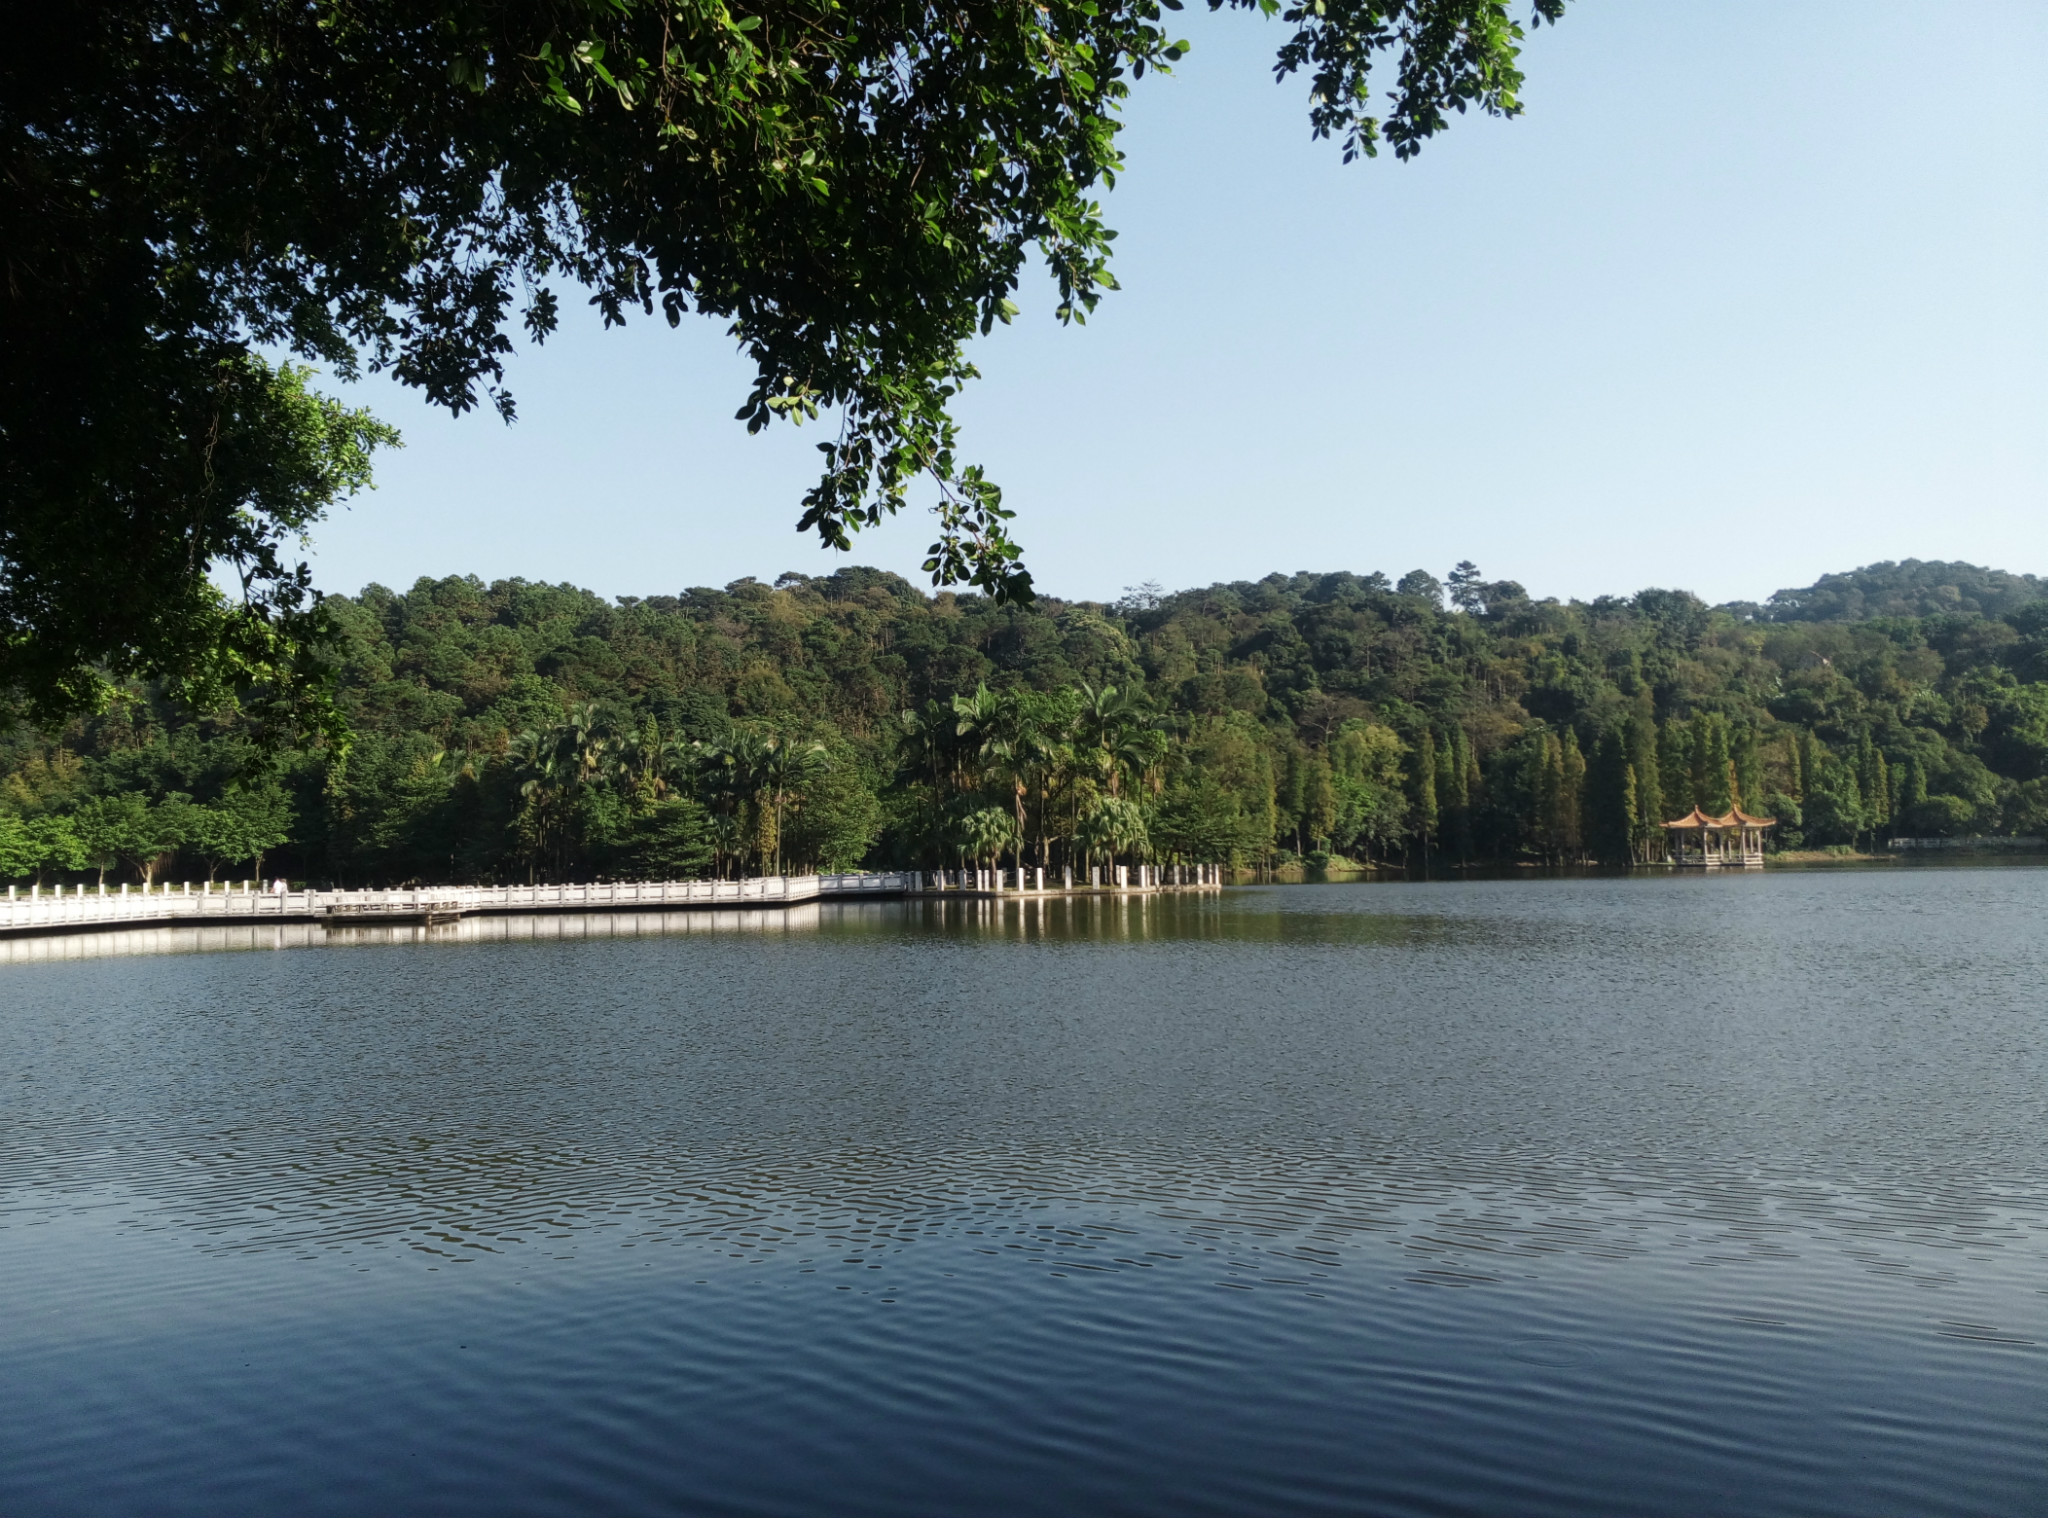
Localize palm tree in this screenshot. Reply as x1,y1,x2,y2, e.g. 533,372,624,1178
1076,682,1154,797
704,810,747,880
510,727,572,880
900,701,955,791
1019,721,1071,872
613,716,687,813
557,702,617,788
900,701,958,864
950,683,1008,788
694,730,770,874
958,806,1020,880
953,683,1035,872
1111,723,1171,798
754,736,829,875
1077,795,1149,880
691,729,827,875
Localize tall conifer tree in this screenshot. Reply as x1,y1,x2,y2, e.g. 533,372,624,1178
1735,726,1763,815
1410,729,1438,858
1629,713,1663,856
1446,727,1474,861
1537,732,1565,861
1795,730,1819,802
1620,764,1639,864
1560,729,1586,859
1586,728,1637,864
1699,715,1733,814
1462,732,1483,857
1660,721,1693,816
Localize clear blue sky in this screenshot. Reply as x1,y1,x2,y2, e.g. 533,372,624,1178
304,0,2047,609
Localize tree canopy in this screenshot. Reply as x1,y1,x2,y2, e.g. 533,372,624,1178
7,557,2046,890
3,0,1563,734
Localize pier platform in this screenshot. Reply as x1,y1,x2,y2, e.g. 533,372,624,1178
0,868,1221,941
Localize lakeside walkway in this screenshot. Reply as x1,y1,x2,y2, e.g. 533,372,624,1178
0,866,1222,940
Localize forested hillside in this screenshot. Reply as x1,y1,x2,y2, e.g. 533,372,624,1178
4,559,2045,886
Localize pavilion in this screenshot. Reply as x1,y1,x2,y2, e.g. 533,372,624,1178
1662,806,1775,868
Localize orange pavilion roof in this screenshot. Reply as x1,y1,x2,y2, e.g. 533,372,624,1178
1662,807,1776,829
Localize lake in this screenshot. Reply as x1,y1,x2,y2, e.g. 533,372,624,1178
3,868,2044,1515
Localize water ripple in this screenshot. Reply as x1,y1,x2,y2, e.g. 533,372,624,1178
2,870,2045,1515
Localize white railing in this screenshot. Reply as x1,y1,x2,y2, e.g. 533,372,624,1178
0,872,926,937
1888,836,2045,851
0,865,1228,939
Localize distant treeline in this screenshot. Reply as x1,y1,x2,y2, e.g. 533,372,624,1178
3,558,2045,886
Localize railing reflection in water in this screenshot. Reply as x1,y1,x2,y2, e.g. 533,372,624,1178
0,892,1243,963
0,905,825,965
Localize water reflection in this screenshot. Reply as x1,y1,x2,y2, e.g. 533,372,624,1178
0,903,826,963
3,870,2045,1516
0,888,1493,966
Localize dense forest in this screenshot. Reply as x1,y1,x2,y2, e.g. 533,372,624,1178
3,558,2045,887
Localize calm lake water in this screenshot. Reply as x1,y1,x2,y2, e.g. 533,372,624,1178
3,869,2044,1516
